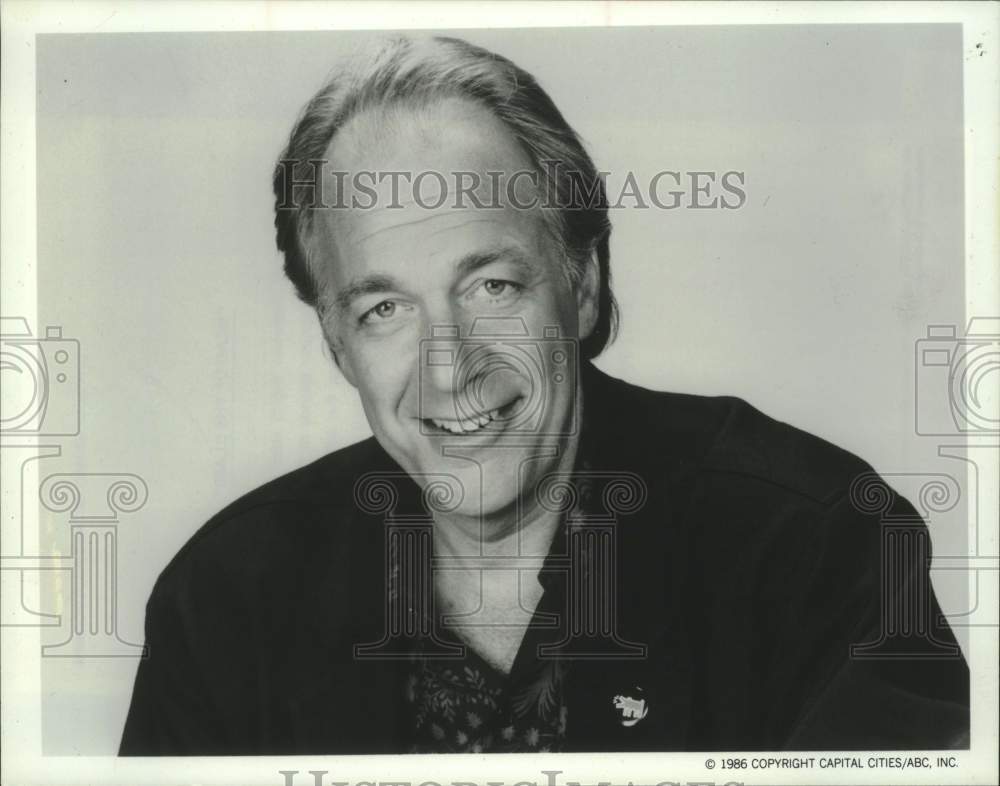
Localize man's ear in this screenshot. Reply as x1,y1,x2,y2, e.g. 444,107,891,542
575,250,600,341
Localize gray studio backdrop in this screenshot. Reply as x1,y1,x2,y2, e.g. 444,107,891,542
34,25,965,753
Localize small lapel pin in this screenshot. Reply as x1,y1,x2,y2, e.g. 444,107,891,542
612,687,649,727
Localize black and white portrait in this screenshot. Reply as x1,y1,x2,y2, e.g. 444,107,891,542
3,5,997,784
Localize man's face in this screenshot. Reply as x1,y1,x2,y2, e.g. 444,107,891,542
312,100,597,521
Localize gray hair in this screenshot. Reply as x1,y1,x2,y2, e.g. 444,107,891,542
273,35,618,359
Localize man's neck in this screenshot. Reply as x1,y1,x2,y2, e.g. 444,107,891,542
430,429,581,675
431,428,581,561
426,386,586,673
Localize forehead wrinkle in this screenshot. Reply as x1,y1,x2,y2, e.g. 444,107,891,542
351,208,462,245
423,214,526,240
351,206,538,248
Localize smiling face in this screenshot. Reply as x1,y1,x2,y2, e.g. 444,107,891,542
310,99,598,523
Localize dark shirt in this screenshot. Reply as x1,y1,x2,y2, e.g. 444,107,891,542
120,363,969,754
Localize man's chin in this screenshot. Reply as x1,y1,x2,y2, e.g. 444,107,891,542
407,455,522,518
432,468,515,518
401,430,567,519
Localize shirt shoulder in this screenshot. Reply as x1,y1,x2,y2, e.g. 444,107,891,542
699,396,871,507
585,362,871,503
587,364,871,508
149,436,389,606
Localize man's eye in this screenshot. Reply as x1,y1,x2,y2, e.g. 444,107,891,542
481,279,520,298
361,300,397,324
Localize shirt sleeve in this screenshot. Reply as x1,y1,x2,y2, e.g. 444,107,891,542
775,488,969,749
119,563,233,755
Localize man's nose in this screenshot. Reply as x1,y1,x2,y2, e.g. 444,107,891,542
422,326,463,395
419,296,470,401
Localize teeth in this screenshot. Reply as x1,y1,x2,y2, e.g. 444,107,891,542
430,408,500,434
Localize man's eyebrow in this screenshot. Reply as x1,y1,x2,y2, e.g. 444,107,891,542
333,274,401,311
455,247,534,279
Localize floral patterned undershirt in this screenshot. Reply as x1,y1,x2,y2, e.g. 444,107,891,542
405,644,569,753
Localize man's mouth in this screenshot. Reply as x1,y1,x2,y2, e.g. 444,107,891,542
423,398,521,435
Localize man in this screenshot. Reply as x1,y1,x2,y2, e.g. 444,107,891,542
120,35,968,755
